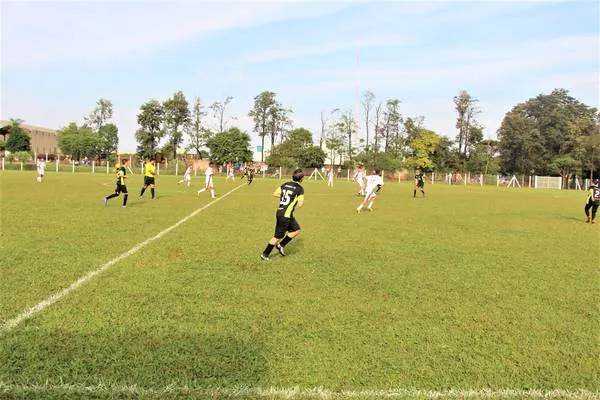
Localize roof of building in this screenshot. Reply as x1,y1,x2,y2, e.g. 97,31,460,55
0,120,57,134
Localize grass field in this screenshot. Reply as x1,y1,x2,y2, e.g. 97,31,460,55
0,170,598,399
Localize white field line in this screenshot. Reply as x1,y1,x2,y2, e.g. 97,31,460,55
0,385,598,399
0,183,247,333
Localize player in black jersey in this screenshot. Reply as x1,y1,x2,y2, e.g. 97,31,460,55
103,159,129,208
413,168,425,197
261,168,305,261
585,179,599,224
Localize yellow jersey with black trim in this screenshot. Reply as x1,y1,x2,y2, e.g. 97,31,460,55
274,181,304,218
116,166,127,185
144,162,156,178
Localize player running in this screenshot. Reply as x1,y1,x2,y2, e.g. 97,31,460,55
353,165,365,196
103,159,129,208
177,163,193,187
356,169,384,213
260,168,305,261
584,179,599,224
327,168,334,187
36,158,46,182
197,161,216,198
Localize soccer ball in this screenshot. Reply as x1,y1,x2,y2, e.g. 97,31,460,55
36,177,42,183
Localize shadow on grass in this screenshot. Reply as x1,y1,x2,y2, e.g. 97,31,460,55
0,329,267,388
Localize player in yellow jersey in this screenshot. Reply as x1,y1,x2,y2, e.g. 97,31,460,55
139,158,157,199
103,159,129,208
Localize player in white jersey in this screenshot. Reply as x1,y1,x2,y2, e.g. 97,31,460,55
197,161,216,198
36,158,46,182
356,169,384,213
352,165,365,196
177,164,193,187
226,162,235,180
327,168,334,187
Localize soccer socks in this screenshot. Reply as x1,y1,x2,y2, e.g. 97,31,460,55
368,201,374,209
106,193,119,200
280,236,293,247
123,194,128,207
413,190,417,197
140,187,146,197
151,188,155,199
210,189,215,198
357,204,364,212
262,244,275,257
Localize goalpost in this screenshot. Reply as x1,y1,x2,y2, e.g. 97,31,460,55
533,176,562,190
308,168,325,180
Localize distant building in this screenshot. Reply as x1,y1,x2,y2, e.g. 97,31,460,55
0,120,58,155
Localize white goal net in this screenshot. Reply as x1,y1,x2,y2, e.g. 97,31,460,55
534,176,562,189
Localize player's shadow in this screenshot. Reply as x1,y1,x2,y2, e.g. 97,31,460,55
559,215,587,222
2,328,268,387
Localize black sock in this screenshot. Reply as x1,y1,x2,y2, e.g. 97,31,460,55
151,188,155,198
123,194,128,206
585,204,591,216
593,205,599,219
422,190,425,197
106,193,119,200
413,190,416,197
263,244,275,256
140,187,146,196
280,236,293,247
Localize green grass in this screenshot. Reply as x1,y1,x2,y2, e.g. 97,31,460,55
0,170,598,399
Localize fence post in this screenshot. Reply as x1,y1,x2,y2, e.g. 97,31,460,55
157,163,160,176
175,161,178,176
106,162,109,175
20,162,23,171
1,157,4,171
56,159,59,173
279,166,282,180
92,160,95,174
72,160,75,174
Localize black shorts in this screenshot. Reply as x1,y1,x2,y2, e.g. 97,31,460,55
416,181,424,188
115,183,128,194
273,215,300,239
144,176,155,186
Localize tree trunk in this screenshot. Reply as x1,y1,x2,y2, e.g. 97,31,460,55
261,135,265,163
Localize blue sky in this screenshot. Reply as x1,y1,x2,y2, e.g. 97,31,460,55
1,0,598,152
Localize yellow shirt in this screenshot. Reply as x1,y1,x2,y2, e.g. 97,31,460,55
144,162,156,178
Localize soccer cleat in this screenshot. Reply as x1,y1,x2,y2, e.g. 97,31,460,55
367,207,373,212
586,216,591,223
276,244,286,257
592,220,597,224
103,197,108,206
260,254,270,261
122,205,127,208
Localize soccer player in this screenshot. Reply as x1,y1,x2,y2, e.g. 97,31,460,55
36,158,46,182
414,168,425,198
177,163,193,187
103,158,129,208
246,166,255,185
139,158,156,199
357,169,384,213
327,168,334,187
584,179,599,224
352,165,365,196
260,168,305,261
197,161,216,198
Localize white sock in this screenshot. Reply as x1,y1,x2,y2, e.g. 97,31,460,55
210,189,215,198
368,201,374,208
198,188,206,193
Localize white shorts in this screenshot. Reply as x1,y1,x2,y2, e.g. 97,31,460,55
184,174,191,182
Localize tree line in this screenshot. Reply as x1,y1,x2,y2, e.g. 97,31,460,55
4,87,598,182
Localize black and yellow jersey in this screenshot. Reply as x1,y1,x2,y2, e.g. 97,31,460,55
587,185,600,205
144,162,156,178
116,166,127,185
274,181,304,218
415,172,424,183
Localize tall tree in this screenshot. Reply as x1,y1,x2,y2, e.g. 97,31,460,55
382,99,402,154
57,122,100,160
163,90,191,160
84,99,113,131
209,96,234,133
97,123,119,160
405,129,442,170
454,90,480,158
267,128,326,168
497,89,598,184
135,99,165,159
5,119,31,153
186,97,211,157
361,91,375,149
248,91,279,162
336,110,357,161
206,127,252,165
